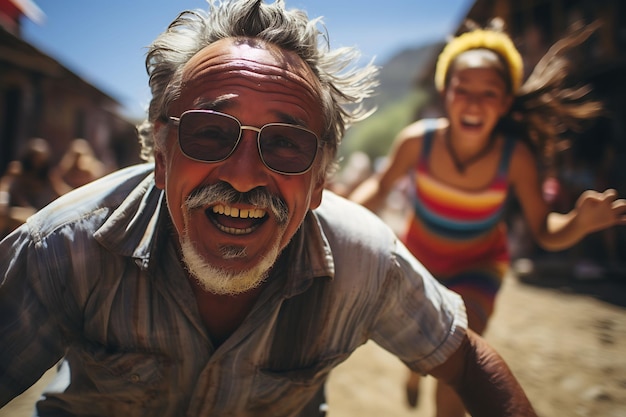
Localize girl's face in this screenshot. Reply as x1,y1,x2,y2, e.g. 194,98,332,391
444,63,513,147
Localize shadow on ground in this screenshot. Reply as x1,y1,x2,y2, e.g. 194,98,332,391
512,255,626,308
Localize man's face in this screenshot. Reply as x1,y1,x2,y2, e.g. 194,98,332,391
154,38,325,294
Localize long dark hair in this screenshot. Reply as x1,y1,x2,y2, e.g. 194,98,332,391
500,20,603,163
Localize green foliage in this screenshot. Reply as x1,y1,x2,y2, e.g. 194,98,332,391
338,90,428,168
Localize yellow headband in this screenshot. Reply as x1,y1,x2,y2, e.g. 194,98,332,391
435,29,524,94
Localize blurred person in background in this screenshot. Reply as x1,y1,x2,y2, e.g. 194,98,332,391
52,138,107,194
350,19,626,417
0,137,64,237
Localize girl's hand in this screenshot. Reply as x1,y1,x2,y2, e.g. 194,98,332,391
575,189,626,234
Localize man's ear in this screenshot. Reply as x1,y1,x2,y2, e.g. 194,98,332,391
154,150,166,190
153,120,167,190
308,176,325,210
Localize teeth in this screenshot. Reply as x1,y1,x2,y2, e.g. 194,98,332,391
462,116,481,125
212,204,266,219
214,224,254,235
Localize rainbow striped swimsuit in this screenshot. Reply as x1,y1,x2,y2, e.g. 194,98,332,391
401,122,515,323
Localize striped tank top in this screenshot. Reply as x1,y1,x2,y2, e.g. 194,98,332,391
402,122,514,279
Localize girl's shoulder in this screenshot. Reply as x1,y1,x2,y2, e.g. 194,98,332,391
509,139,537,164
508,139,540,183
386,119,448,173
397,118,448,144
385,119,448,175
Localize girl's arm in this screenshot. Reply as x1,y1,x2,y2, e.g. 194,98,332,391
349,120,428,212
510,143,626,251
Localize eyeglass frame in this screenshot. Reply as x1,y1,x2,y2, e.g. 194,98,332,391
168,109,323,175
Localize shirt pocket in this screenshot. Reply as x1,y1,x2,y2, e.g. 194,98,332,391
85,350,170,391
250,351,351,409
38,351,172,417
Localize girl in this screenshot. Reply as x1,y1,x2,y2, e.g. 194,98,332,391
349,19,626,417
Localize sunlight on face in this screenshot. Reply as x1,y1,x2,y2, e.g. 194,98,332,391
154,39,325,288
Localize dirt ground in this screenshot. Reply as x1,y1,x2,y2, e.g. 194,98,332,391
326,267,626,417
2,268,625,417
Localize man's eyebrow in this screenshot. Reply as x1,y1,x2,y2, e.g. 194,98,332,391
193,95,236,111
274,111,308,127
192,97,310,128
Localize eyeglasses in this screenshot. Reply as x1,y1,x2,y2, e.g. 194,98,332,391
169,110,321,175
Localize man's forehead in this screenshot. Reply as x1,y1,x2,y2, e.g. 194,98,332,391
181,38,321,95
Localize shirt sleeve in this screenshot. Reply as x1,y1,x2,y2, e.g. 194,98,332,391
369,238,468,374
0,226,66,405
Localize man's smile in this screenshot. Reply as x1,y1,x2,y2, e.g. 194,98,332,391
207,204,268,235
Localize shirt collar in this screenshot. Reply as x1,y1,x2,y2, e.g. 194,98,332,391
94,170,165,271
279,210,335,298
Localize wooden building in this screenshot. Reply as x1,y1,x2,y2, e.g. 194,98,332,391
0,0,139,174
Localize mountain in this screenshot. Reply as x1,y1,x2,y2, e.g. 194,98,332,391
339,41,444,163
367,41,444,110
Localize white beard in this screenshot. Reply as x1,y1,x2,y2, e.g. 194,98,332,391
177,181,290,295
180,234,281,296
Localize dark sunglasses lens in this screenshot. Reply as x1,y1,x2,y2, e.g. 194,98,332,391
259,125,318,173
179,112,239,161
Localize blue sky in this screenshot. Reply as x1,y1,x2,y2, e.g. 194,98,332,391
21,0,472,120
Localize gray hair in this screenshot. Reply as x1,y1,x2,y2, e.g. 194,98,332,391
137,0,378,178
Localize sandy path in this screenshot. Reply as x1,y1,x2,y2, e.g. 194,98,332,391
326,274,626,417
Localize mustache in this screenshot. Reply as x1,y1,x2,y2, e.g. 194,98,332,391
185,181,289,224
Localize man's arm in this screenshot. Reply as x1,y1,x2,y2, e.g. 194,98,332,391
0,228,65,405
429,329,537,417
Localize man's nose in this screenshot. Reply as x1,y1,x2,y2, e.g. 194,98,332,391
214,131,270,192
